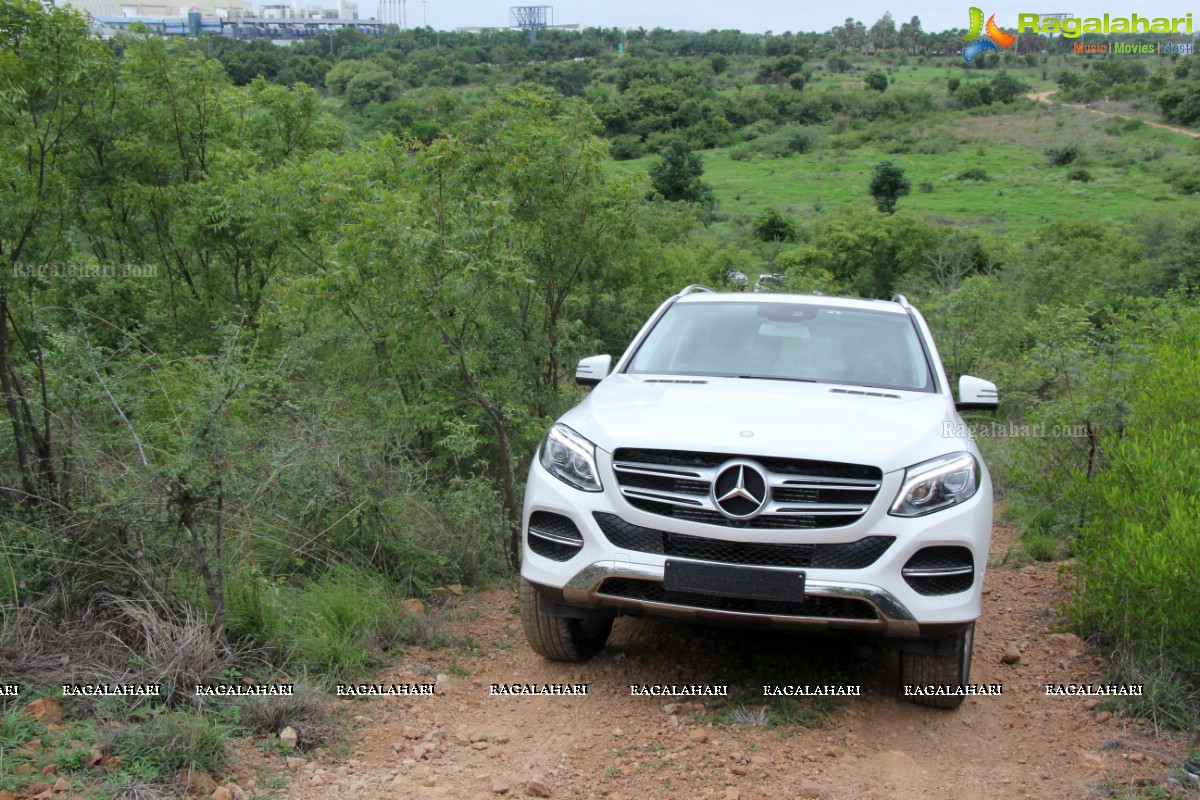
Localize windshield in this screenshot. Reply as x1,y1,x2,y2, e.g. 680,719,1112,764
625,301,935,392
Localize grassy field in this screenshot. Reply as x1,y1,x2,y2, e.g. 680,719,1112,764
810,61,1057,94
615,99,1200,238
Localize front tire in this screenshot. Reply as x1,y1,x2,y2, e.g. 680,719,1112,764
899,622,975,709
519,578,612,661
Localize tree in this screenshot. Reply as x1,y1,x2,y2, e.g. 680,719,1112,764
869,161,911,214
990,71,1030,103
899,15,923,54
649,140,715,208
865,70,888,92
312,88,644,567
869,12,896,50
0,0,111,505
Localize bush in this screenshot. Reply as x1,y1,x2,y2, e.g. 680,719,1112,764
917,181,935,194
1067,311,1200,722
954,82,993,109
753,208,797,242
868,160,911,214
649,140,715,207
1067,168,1092,182
785,127,819,154
990,71,1030,103
957,167,990,182
738,120,776,141
865,71,888,92
1169,174,1200,195
608,133,644,161
826,55,852,74
1046,143,1081,166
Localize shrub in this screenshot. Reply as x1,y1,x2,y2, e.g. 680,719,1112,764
1067,311,1200,723
785,127,819,154
917,181,935,194
954,82,993,109
1067,168,1092,182
868,160,911,214
990,71,1030,103
1169,174,1200,195
957,167,990,182
865,71,888,92
826,55,852,74
649,140,715,207
608,133,644,161
739,120,776,141
1046,143,1081,166
753,208,797,242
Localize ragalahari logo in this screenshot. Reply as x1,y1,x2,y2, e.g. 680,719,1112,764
962,7,1016,62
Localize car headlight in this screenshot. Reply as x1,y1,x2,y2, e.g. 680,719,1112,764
540,424,603,492
889,452,979,517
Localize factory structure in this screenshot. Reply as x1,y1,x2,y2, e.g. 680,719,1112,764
54,0,386,39
52,0,575,40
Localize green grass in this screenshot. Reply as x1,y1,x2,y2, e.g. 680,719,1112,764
107,710,233,776
812,61,1056,94
226,568,420,687
616,103,1200,239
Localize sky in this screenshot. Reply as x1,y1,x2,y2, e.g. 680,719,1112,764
313,0,1200,34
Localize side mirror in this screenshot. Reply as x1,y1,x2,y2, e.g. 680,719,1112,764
575,355,612,387
956,375,999,411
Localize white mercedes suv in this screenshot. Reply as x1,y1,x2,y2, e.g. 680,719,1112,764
519,286,999,708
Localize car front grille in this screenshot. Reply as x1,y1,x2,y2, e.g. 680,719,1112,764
596,578,879,620
593,512,893,569
611,448,882,530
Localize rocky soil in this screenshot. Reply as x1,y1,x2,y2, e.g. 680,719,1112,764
270,523,1196,800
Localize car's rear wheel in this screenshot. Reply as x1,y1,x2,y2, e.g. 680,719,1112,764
519,578,612,661
899,622,975,709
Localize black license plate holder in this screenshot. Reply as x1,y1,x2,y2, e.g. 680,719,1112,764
663,560,805,603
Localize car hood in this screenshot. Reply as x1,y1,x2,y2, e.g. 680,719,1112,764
559,375,964,474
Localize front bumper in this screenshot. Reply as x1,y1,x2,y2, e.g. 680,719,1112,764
520,452,992,640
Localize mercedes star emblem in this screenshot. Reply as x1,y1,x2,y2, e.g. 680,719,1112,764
712,461,768,519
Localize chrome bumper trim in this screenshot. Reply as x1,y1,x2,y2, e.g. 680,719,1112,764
560,560,921,638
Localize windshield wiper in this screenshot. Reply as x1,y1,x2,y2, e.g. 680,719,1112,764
735,374,817,383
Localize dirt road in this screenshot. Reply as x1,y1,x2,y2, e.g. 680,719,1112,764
1029,90,1200,138
271,523,1193,800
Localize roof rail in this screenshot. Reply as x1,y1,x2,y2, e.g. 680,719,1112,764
891,293,912,309
677,284,715,297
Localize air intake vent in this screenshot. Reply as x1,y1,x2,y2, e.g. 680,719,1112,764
593,513,893,569
527,512,584,562
902,546,974,596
